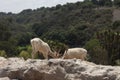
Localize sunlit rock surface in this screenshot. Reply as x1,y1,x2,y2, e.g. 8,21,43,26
0,57,120,80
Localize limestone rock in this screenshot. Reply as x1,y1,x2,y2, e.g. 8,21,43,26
0,77,10,80
0,57,120,80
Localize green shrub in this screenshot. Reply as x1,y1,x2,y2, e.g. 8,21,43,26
26,45,41,59
115,60,120,66
26,45,32,53
19,50,31,60
96,30,120,65
0,50,7,57
17,46,27,53
85,39,108,64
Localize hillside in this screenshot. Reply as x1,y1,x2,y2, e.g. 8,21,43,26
0,2,114,46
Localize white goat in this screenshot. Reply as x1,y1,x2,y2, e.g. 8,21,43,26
62,48,87,60
30,38,56,59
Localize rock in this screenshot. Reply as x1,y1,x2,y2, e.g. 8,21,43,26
0,77,10,80
0,57,120,80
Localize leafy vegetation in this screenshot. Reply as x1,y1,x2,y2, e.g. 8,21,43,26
0,0,120,65
19,50,31,60
0,50,7,57
96,29,120,65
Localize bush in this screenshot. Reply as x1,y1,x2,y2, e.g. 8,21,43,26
0,50,7,57
26,45,32,53
112,20,120,30
85,39,108,64
19,50,31,60
26,45,43,59
47,40,68,55
17,46,27,53
115,59,120,66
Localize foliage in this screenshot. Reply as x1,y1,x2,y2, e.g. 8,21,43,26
27,45,32,53
19,50,31,60
17,46,28,54
0,41,17,56
112,20,120,30
85,29,120,65
115,59,120,66
0,50,7,57
45,39,68,54
91,0,112,6
96,29,120,65
16,32,35,46
85,39,100,50
85,39,108,64
114,0,120,7
0,18,11,41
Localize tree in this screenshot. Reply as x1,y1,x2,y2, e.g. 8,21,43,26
96,30,120,65
105,0,112,7
96,0,112,6
85,39,108,64
32,22,48,36
112,20,120,30
45,39,68,55
0,18,17,56
114,0,120,7
91,0,98,5
0,19,11,41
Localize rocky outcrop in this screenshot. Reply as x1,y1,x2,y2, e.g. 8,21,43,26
0,57,120,80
